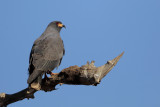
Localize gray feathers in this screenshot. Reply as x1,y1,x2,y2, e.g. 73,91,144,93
27,21,65,85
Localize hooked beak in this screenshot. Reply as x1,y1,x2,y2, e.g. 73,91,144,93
63,25,66,29
58,23,66,29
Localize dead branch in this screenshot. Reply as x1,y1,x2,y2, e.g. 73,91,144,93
0,52,124,107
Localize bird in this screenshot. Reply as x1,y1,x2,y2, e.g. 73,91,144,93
27,21,65,90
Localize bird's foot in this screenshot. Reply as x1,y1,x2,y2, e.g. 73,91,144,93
59,83,63,86
44,73,49,81
30,83,41,91
47,71,58,76
50,72,58,76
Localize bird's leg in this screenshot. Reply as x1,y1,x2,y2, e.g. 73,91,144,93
44,73,49,81
47,71,58,76
46,71,63,85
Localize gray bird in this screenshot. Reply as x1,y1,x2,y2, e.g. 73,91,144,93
27,21,65,90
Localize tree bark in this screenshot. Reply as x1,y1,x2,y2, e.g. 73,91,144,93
0,52,124,107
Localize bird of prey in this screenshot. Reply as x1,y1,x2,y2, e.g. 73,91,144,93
27,21,65,90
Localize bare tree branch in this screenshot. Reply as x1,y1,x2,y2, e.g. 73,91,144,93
0,52,124,107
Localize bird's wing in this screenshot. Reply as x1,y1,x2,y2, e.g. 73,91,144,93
59,40,65,66
28,35,64,84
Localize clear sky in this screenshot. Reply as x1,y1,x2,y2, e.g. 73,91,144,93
0,0,160,107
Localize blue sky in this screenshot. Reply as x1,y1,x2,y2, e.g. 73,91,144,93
0,0,160,107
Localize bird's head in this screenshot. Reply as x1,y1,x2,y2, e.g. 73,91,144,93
48,21,66,32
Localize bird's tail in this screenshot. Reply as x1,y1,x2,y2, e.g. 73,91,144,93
27,70,44,84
